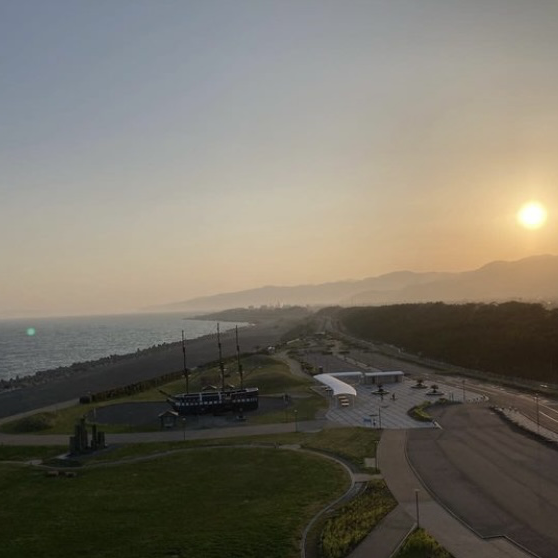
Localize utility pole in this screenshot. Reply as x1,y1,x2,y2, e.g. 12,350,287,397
182,330,189,394
535,393,540,434
217,323,225,391
236,326,244,389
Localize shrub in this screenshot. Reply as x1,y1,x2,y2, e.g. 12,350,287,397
408,403,432,422
8,412,58,433
395,528,454,558
320,480,396,558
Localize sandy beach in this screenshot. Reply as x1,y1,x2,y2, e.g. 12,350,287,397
0,321,288,419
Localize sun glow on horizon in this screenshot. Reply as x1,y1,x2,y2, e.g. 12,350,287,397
517,201,547,230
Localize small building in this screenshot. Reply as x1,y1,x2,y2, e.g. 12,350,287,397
158,410,179,429
328,371,363,384
363,371,404,385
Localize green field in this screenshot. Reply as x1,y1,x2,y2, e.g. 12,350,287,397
0,445,67,462
0,446,348,558
78,426,380,469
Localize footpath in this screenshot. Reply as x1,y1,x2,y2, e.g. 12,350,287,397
350,429,533,558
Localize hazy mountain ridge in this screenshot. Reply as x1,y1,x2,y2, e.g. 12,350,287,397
348,254,558,306
149,255,558,312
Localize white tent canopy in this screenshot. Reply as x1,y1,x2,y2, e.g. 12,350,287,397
314,374,357,397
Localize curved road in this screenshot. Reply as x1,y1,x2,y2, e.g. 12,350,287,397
407,403,558,558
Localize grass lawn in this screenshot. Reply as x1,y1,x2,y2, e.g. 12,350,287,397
80,426,380,469
0,445,67,462
0,447,348,558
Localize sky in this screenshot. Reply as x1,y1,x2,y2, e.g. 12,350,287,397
3,1,558,318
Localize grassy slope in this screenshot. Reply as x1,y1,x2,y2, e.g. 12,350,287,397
81,426,380,469
0,445,67,462
0,447,348,558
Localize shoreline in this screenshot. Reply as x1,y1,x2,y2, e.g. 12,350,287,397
0,339,185,392
0,318,253,392
0,320,289,420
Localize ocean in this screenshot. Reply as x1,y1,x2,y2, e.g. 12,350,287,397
0,313,243,382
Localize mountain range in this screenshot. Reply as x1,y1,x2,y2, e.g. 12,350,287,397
149,254,558,313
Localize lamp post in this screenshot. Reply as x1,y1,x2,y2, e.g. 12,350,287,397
378,406,382,429
535,393,540,434
415,489,420,528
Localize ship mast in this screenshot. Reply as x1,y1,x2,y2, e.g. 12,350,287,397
236,325,244,389
217,323,226,391
182,329,189,393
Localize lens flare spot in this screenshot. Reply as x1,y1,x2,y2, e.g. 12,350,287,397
26,327,36,336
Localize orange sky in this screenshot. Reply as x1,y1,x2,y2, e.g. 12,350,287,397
2,1,558,318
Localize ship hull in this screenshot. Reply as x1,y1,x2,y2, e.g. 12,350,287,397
168,387,259,416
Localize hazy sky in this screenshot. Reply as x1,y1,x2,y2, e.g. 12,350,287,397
3,1,558,318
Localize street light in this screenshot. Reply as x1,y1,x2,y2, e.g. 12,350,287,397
415,489,420,528
535,393,540,434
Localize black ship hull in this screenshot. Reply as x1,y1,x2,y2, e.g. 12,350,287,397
167,387,259,416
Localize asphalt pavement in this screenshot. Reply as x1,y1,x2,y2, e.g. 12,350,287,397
407,403,558,558
379,428,533,558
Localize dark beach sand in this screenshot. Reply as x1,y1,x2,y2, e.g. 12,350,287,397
0,322,287,419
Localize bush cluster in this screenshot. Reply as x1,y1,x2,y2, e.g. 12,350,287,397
8,412,58,433
320,480,396,558
395,528,454,558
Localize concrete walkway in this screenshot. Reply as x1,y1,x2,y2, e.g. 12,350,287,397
373,429,533,558
348,504,414,558
0,418,335,446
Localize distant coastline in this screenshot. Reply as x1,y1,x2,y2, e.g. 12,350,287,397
0,313,246,386
0,338,183,392
0,320,288,419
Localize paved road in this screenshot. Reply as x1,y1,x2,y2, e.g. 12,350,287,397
451,380,558,435
379,429,531,558
0,418,336,447
407,403,558,558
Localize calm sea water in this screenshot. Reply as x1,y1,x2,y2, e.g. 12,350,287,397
0,313,243,381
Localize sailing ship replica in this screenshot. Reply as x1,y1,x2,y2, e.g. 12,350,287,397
164,325,259,416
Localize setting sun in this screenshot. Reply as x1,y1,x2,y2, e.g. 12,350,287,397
517,201,547,230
